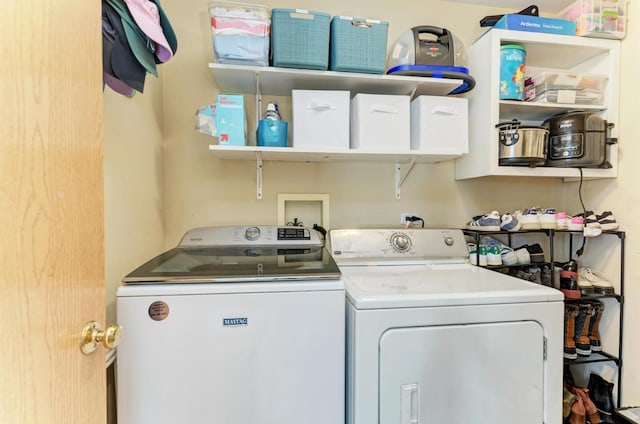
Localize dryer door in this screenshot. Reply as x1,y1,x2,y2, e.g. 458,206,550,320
379,321,544,424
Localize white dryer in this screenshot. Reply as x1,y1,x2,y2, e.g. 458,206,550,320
329,228,564,424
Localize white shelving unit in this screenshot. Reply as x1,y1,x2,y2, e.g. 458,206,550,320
208,63,466,199
454,29,621,180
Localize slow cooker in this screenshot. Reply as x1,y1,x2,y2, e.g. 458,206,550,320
543,111,617,168
496,119,548,167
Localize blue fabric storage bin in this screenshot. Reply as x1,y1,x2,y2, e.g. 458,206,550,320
330,17,388,74
271,9,330,70
257,120,288,147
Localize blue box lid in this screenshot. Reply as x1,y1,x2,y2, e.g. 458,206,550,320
493,14,576,36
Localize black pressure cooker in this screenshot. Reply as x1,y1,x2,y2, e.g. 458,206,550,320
542,111,617,168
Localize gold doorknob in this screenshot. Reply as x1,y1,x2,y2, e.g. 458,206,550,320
80,321,122,355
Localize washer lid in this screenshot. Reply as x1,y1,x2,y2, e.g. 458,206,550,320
342,263,563,309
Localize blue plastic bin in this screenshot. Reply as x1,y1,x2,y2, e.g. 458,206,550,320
330,16,388,74
257,119,288,147
271,9,330,70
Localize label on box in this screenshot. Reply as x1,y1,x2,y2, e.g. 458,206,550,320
494,14,576,36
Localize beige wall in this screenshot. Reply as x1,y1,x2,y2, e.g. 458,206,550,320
104,0,639,406
103,76,165,325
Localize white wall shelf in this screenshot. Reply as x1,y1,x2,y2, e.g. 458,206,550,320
208,63,463,98
455,29,621,180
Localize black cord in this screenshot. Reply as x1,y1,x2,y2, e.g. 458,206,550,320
576,168,587,257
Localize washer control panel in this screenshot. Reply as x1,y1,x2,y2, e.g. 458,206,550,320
179,226,320,247
329,228,468,263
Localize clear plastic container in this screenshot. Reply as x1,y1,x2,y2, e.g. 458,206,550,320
209,1,271,66
530,71,607,105
561,0,627,39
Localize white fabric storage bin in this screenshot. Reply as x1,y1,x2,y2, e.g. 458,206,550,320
350,94,410,151
292,90,350,150
410,96,469,154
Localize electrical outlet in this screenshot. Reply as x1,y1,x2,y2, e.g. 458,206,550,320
400,213,420,225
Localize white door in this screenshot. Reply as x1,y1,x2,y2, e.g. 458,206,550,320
379,321,545,424
0,1,106,423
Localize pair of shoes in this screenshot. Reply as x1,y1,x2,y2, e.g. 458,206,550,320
567,385,602,424
572,211,620,231
514,247,530,264
519,207,559,230
515,243,545,263
566,299,605,358
578,267,615,295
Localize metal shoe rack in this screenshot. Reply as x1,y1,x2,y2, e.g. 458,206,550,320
463,228,625,406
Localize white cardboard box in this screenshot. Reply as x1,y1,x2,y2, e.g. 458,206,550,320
410,96,469,154
350,94,410,151
292,90,350,150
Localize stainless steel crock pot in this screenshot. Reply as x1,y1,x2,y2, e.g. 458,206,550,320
496,119,548,167
543,111,617,168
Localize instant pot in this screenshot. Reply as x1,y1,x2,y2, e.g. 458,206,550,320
496,119,548,167
543,111,617,168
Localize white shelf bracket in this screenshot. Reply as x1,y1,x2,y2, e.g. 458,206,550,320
255,71,262,128
395,158,417,199
256,151,263,200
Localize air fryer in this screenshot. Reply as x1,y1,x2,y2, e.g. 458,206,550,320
543,111,617,168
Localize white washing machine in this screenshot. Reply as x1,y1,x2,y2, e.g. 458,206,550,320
116,226,345,424
329,228,564,424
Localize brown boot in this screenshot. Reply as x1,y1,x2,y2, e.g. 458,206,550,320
569,394,586,424
573,387,601,424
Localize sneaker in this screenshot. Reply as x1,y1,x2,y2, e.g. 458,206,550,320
540,208,557,229
500,213,522,232
577,211,600,228
478,245,488,266
568,215,584,231
466,211,501,231
576,269,595,295
486,245,502,266
578,267,615,295
467,243,478,265
501,247,518,265
597,211,618,230
556,211,569,230
514,247,531,265
525,243,545,263
520,207,541,230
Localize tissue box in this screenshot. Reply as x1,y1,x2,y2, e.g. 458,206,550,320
292,90,350,150
350,94,410,151
493,14,576,35
216,94,246,146
410,96,468,154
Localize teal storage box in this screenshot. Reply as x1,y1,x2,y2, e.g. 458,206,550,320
493,14,576,35
271,9,330,70
257,119,288,147
330,16,388,74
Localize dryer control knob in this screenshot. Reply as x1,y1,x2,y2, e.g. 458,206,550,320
391,233,411,252
444,236,455,246
245,226,261,241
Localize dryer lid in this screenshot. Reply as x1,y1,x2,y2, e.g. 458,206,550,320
341,263,563,309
